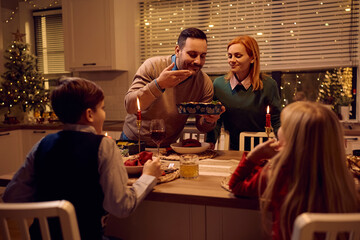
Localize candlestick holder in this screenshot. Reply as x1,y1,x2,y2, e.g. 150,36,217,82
265,126,273,139
136,119,142,153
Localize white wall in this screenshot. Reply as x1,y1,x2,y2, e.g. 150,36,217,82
76,0,139,120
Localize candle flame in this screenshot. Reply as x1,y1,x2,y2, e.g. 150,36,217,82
267,105,270,114
137,97,140,110
105,132,108,136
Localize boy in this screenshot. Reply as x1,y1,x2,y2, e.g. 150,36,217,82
3,77,162,239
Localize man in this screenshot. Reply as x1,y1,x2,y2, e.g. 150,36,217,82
122,28,222,147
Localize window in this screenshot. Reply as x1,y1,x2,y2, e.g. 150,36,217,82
33,8,66,74
139,0,359,119
278,67,357,119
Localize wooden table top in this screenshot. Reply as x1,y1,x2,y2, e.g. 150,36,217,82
145,150,259,210
0,150,259,209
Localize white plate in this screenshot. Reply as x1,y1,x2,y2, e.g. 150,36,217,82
125,166,143,174
170,142,210,154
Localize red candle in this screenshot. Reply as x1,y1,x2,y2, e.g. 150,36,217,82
266,105,271,127
137,97,141,120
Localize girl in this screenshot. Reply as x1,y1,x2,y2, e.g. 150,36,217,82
229,101,359,240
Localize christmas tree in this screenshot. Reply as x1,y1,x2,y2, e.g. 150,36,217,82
0,30,49,116
317,67,353,108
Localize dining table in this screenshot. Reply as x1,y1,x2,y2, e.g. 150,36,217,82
104,149,271,240
0,149,270,240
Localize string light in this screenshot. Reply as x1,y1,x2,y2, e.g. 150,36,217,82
3,0,62,24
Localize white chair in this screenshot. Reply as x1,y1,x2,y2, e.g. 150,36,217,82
179,126,206,142
0,200,81,240
214,128,230,150
179,127,230,150
239,131,275,151
291,212,360,240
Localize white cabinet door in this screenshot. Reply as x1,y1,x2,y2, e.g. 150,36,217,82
344,136,360,155
206,206,271,240
63,0,128,71
22,130,58,162
105,201,206,240
0,130,22,175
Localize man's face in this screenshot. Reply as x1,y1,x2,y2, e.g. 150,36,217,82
175,38,207,75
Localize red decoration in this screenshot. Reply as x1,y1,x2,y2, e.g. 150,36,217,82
266,106,271,128
137,97,141,120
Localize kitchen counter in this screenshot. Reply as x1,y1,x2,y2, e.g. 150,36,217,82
0,150,267,239
104,150,268,240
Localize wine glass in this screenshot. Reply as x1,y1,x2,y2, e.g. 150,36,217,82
150,119,166,157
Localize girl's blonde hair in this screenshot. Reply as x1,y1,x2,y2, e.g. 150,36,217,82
225,35,263,91
260,101,359,240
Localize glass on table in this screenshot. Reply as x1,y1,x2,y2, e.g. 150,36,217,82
179,154,199,179
150,119,166,157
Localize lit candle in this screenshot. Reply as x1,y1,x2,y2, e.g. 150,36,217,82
266,105,271,128
105,132,112,139
137,97,141,120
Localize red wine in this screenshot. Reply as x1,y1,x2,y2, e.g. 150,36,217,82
151,130,166,145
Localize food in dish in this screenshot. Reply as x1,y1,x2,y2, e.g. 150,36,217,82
182,139,202,147
124,151,153,175
124,151,153,166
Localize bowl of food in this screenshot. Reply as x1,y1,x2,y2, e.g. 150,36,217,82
177,101,222,115
170,139,210,154
123,151,153,175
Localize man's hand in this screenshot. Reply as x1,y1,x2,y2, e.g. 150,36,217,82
202,106,226,125
156,63,192,89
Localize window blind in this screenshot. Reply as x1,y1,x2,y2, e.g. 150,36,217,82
34,9,65,74
139,0,359,73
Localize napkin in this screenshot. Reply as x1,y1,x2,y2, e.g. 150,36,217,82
124,151,153,166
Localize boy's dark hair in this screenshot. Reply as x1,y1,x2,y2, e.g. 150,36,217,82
51,77,104,124
177,28,207,49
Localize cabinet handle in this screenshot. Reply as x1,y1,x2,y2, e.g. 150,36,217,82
33,130,46,134
0,132,10,136
83,63,96,66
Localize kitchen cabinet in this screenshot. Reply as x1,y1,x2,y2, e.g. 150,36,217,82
62,0,128,71
0,130,22,175
105,201,269,240
345,136,360,155
0,129,59,175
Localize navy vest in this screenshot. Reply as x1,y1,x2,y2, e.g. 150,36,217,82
32,131,105,239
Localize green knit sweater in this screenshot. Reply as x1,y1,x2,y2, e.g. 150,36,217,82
206,75,282,150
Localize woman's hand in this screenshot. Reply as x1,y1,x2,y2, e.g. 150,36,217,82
246,139,280,165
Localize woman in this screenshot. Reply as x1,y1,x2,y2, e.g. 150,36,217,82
229,101,359,240
206,35,281,150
